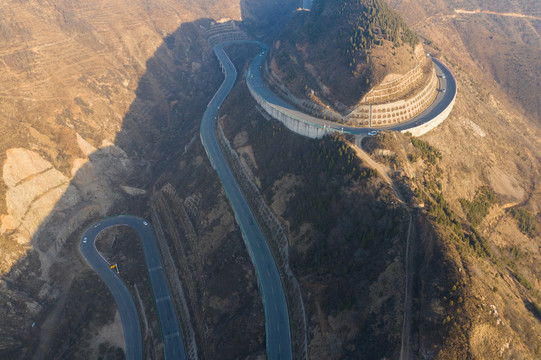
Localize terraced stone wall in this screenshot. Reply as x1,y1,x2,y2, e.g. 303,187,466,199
207,20,248,47
361,44,430,104
348,67,438,126
263,43,439,128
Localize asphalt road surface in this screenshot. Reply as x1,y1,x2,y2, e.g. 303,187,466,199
79,215,186,360
201,42,293,360
246,49,456,135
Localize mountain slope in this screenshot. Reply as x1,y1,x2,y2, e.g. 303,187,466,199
375,0,541,357
0,0,297,358
268,0,420,109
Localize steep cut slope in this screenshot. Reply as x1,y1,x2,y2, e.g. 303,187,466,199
268,0,419,109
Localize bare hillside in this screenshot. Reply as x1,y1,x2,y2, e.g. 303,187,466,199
375,0,541,357
386,0,541,121
0,0,298,358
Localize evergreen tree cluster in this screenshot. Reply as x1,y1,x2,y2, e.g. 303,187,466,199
339,0,417,50
304,0,418,66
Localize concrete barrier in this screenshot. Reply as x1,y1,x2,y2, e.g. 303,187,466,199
401,91,456,136
247,82,334,139
248,56,456,138
400,59,457,137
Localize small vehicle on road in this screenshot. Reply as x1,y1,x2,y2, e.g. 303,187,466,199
441,88,446,93
143,221,148,226
439,74,445,79
83,237,88,243
367,130,378,136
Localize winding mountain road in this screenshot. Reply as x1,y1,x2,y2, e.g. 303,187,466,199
201,42,293,360
78,26,455,360
206,29,457,360
246,49,456,135
79,215,186,360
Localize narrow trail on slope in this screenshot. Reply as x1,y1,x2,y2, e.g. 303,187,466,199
454,9,541,21
420,9,541,30
349,138,414,360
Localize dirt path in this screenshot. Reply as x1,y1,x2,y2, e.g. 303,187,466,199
454,9,541,21
349,137,414,360
351,138,407,205
400,213,414,360
419,8,541,30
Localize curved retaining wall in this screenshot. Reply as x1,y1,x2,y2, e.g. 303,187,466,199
348,68,438,126
207,20,248,47
248,50,456,139
248,84,333,139
264,43,439,128
400,58,457,136
400,88,456,136
361,44,430,104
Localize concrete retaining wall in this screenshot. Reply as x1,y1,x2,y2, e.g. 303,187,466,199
263,43,439,128
207,20,248,47
361,44,430,103
249,67,455,138
248,84,333,139
349,68,438,126
401,90,456,136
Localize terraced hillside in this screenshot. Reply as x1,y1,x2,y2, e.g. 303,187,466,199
0,0,242,294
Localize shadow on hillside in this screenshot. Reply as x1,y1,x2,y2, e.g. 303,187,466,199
1,0,302,358
0,17,222,360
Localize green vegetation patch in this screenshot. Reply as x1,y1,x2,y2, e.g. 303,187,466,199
305,0,417,51
510,208,537,238
459,187,496,227
410,137,442,165
271,0,420,107
339,0,418,55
